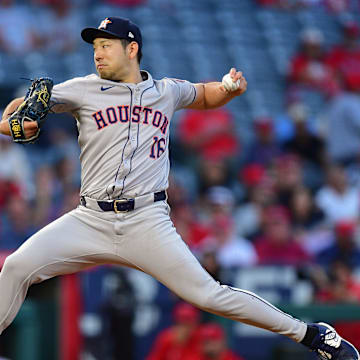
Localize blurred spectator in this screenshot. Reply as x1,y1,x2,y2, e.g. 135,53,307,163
0,193,37,250
324,75,360,164
188,323,245,360
0,180,21,211
48,127,80,181
240,163,266,190
282,103,326,168
167,177,211,250
288,28,338,97
234,170,276,239
316,260,360,303
272,154,303,208
245,116,282,167
203,214,258,269
274,100,318,144
255,205,311,266
178,108,239,163
146,302,201,360
290,186,325,232
281,102,326,188
44,128,81,210
197,159,233,196
0,0,42,54
316,220,360,269
32,157,79,227
32,165,59,227
53,155,79,195
198,186,257,267
37,0,84,54
171,200,212,251
0,135,33,199
289,186,331,256
204,186,235,218
326,22,360,92
315,164,360,224
188,185,257,267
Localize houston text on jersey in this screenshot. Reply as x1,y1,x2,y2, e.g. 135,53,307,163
91,105,169,135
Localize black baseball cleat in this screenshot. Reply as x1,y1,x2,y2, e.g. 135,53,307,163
309,322,360,360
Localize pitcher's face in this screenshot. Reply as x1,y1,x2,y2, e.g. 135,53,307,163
93,37,130,81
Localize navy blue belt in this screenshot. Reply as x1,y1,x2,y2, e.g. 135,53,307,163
80,190,166,213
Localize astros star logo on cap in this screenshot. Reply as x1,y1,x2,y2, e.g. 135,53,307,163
98,18,112,30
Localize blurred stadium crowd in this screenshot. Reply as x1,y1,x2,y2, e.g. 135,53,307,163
1,0,360,359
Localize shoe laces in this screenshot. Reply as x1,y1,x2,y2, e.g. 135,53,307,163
314,327,341,359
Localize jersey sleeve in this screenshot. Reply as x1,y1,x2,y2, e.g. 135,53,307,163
50,77,87,113
165,78,197,111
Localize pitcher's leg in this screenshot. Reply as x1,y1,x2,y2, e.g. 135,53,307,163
0,208,122,335
123,203,307,343
150,255,360,360
142,237,306,342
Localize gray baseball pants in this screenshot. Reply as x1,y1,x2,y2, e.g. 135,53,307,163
0,201,307,341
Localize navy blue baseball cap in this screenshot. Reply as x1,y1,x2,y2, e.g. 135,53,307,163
81,17,142,49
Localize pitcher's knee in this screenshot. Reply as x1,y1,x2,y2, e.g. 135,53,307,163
187,293,210,310
201,292,224,313
193,283,233,314
2,254,30,283
184,282,223,312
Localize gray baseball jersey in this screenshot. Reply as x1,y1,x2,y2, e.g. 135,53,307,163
51,71,196,200
0,70,307,346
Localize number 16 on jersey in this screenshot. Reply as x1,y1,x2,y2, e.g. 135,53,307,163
150,136,166,159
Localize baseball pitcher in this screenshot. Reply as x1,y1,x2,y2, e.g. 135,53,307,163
0,17,358,360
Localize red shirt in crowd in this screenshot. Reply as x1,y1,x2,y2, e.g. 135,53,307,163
187,350,244,360
255,236,310,266
326,44,360,91
178,108,238,161
146,327,201,360
289,53,338,95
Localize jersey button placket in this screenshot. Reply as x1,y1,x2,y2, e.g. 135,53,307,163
131,87,140,147
134,88,140,101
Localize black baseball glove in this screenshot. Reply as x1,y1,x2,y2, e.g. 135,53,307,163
8,77,54,143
